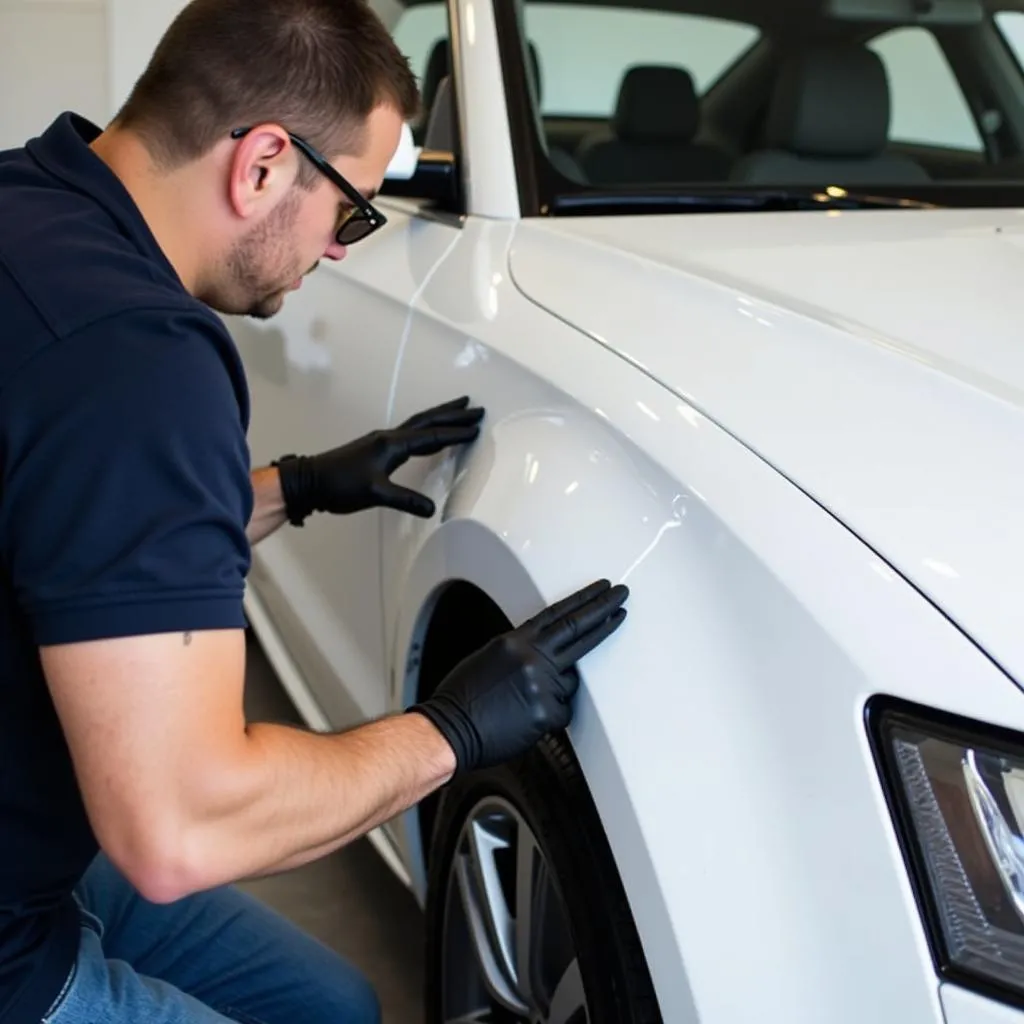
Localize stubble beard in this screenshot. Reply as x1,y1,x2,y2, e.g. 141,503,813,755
224,192,305,320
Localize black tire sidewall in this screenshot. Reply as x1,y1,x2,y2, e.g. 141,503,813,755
424,735,661,1024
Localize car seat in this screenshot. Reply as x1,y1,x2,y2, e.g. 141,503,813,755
423,75,455,152
577,65,731,185
415,37,543,143
730,43,930,185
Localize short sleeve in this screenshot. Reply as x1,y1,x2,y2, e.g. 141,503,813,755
0,307,254,646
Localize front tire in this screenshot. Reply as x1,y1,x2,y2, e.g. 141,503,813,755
424,735,662,1024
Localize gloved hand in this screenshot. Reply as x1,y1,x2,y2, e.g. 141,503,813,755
273,397,484,525
409,579,629,774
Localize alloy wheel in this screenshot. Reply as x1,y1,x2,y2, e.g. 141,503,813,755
439,796,589,1024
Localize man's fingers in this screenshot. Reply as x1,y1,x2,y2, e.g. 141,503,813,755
400,425,482,458
552,607,628,673
540,583,629,652
418,405,485,429
400,396,469,428
522,579,613,634
399,397,484,432
374,481,436,518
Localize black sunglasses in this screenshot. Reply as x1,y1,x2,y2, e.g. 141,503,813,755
230,126,387,245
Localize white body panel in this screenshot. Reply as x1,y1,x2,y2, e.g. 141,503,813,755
237,211,1024,1023
232,1,1024,1021
236,203,462,729
507,208,1024,685
449,0,520,219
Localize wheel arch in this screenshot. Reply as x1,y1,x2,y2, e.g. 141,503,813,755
408,577,513,871
379,403,697,1015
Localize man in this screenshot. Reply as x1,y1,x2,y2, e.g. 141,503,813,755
0,0,629,1022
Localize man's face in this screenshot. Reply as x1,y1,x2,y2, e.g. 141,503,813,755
215,104,404,320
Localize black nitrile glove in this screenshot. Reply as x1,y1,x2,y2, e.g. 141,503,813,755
273,397,484,525
410,579,630,774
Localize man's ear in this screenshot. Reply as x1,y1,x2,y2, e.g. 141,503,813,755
226,126,295,220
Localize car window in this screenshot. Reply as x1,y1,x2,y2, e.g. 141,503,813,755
520,4,760,117
392,0,1024,210
391,2,448,84
995,10,1024,70
868,26,983,151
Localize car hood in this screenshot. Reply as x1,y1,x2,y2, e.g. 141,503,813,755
508,206,1024,686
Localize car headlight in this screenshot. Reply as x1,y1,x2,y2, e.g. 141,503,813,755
871,698,1024,1008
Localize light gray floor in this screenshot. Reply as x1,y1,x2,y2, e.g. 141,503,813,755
240,632,425,1024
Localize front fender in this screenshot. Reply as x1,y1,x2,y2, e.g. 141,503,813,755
368,220,1024,1024
381,401,699,1020
376,357,1024,1024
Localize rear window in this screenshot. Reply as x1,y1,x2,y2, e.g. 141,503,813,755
868,25,983,151
391,0,1024,208
522,4,761,117
392,2,759,119
391,3,448,81
995,9,1024,69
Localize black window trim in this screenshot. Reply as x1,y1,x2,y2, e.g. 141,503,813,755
493,0,545,216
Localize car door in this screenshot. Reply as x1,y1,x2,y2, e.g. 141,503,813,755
226,2,462,729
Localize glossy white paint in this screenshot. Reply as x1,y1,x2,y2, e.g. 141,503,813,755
369,217,1024,1024
233,1,1024,1021
449,0,520,219
508,208,1024,687
944,986,1024,1023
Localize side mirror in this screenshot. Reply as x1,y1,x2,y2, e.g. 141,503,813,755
380,150,456,203
380,79,460,209
380,127,458,207
383,121,420,181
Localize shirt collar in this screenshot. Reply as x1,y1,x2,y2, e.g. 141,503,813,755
26,111,182,284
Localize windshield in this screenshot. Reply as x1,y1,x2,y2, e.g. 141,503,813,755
476,0,1024,213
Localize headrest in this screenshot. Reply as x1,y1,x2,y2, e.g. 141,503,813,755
527,42,543,104
420,38,543,116
765,45,890,158
612,65,699,144
424,76,455,152
420,39,451,118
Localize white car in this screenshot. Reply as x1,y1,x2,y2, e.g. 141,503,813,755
227,0,1024,1021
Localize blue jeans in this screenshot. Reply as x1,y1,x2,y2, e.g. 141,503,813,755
41,853,381,1024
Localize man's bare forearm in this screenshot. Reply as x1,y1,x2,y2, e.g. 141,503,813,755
179,711,455,893
247,466,289,544
42,584,627,903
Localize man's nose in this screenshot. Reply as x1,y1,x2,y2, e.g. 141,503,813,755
323,240,348,261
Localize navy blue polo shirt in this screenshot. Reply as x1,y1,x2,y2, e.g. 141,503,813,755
0,113,253,1023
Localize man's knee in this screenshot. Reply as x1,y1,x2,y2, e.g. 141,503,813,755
321,962,380,1024
278,928,380,1024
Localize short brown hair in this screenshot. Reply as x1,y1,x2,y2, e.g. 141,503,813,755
114,0,420,186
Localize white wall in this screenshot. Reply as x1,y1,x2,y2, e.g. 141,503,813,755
106,0,188,115
0,0,194,151
0,0,108,150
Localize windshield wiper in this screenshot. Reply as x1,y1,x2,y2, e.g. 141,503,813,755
550,188,940,216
